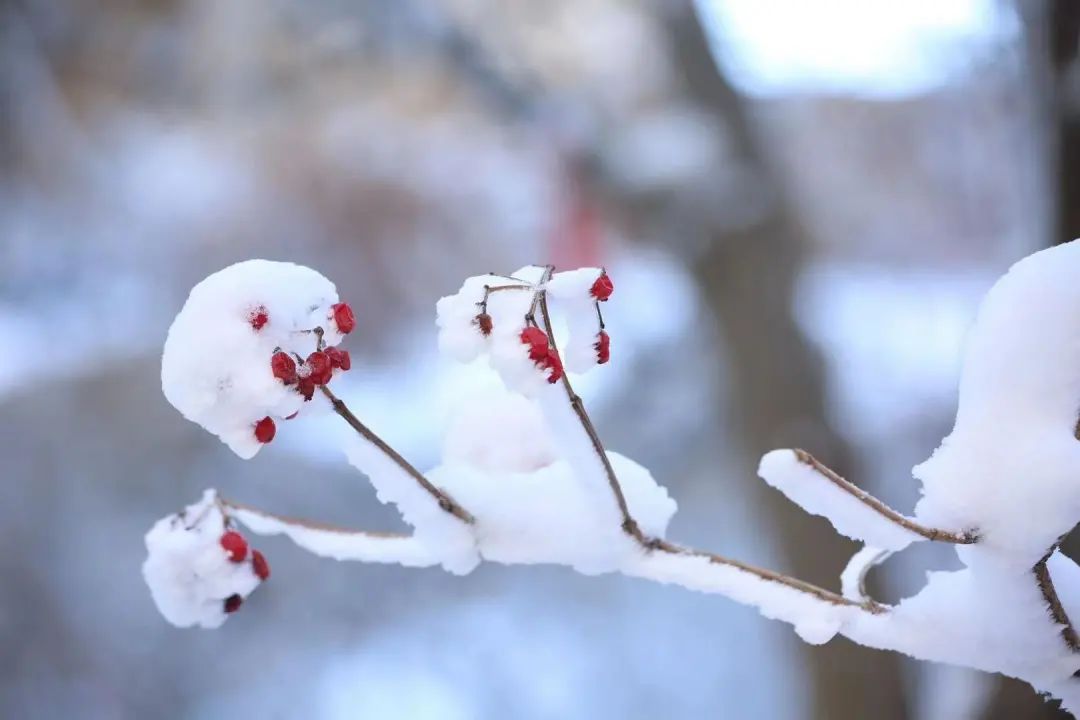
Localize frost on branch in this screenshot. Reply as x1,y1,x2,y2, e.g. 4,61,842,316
150,245,1080,715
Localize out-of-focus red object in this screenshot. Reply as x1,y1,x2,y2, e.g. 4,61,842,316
550,163,605,269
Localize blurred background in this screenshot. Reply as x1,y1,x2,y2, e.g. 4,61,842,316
2,0,1079,718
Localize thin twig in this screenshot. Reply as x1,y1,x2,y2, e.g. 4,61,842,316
791,449,978,545
219,496,408,538
1034,549,1080,656
656,538,885,613
535,288,879,612
319,385,476,525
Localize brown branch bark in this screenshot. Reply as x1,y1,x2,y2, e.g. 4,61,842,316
793,449,978,544
1034,551,1080,654
536,291,880,613
319,384,476,524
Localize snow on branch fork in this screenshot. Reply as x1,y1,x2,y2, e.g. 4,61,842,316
147,244,1080,714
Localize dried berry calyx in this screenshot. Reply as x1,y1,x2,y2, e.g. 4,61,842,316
220,531,248,562
271,352,298,384
595,330,610,365
223,594,243,614
325,346,351,371
590,273,613,302
248,305,269,330
254,416,276,444
305,351,333,385
331,302,356,334
252,550,270,580
475,312,493,336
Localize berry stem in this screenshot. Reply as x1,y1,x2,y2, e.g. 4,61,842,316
318,385,476,525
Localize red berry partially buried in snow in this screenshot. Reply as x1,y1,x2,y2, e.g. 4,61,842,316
305,351,333,385
543,348,564,383
297,377,316,401
249,305,269,330
271,352,298,384
224,594,243,613
590,273,613,302
254,416,276,444
252,550,270,581
220,531,248,562
331,303,356,334
325,346,351,371
595,330,610,365
520,327,549,362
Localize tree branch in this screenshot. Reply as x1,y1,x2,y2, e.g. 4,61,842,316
791,450,978,545
1035,549,1080,655
219,496,440,567
535,288,881,613
319,384,475,525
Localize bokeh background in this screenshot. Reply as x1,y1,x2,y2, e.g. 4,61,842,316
3,0,1080,718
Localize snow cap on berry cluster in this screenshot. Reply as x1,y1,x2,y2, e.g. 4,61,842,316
436,265,612,394
142,490,264,629
161,260,347,458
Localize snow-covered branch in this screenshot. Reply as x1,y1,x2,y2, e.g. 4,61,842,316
145,244,1080,713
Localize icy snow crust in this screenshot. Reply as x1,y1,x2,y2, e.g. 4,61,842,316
161,259,343,459
154,247,1080,712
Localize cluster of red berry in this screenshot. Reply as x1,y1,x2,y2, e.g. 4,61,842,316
219,530,270,614
251,302,356,445
520,326,564,384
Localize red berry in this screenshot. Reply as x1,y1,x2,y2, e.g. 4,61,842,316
520,327,549,362
252,550,270,580
595,331,610,365
249,305,269,330
223,594,243,613
590,273,613,302
325,347,351,371
331,303,356,334
475,313,493,336
254,416,276,444
220,531,248,562
544,348,564,384
297,377,316,401
305,351,333,385
271,352,298,384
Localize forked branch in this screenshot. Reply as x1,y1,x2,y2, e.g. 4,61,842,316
534,289,880,613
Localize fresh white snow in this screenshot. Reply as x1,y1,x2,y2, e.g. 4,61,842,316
150,243,1080,713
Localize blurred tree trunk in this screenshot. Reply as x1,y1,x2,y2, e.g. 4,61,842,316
981,2,1080,718
663,6,909,720
1050,0,1080,245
